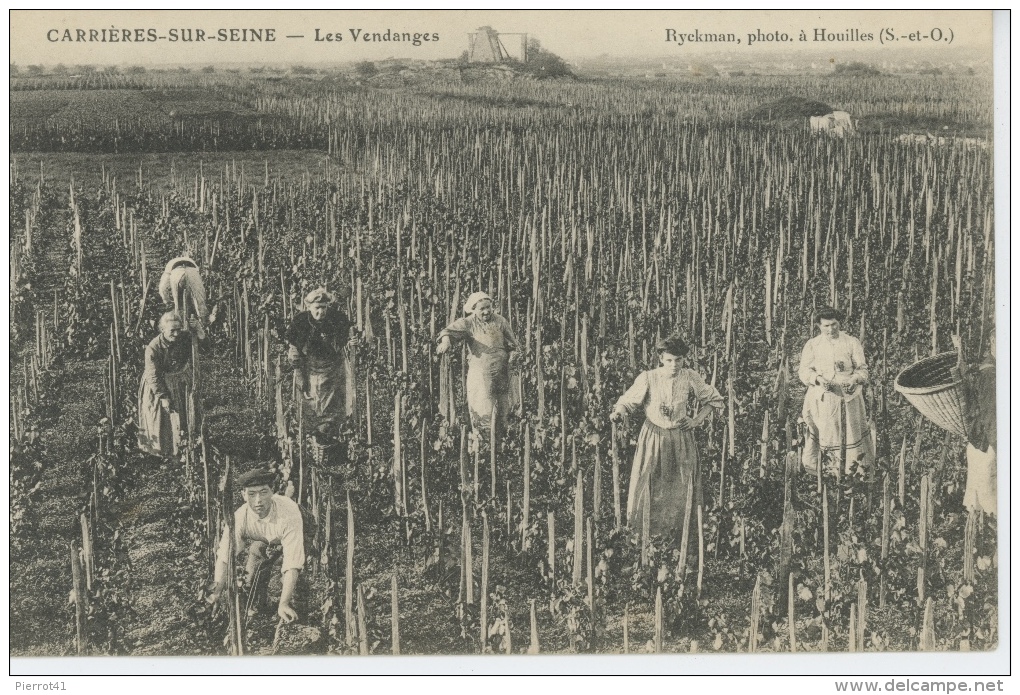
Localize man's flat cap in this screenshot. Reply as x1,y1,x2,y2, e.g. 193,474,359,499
238,468,277,490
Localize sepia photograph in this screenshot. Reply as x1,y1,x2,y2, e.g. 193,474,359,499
7,9,1007,679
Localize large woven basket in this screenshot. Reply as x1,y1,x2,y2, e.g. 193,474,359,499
893,351,968,438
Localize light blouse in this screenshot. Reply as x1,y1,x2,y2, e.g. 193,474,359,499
798,332,869,402
614,367,724,429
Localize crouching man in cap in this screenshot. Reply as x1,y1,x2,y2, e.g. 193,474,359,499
285,288,357,445
210,468,305,622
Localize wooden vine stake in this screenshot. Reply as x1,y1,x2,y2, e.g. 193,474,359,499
490,403,498,499
676,477,694,577
503,608,512,655
919,473,930,552
296,400,304,501
919,597,935,651
758,410,769,478
788,572,796,653
345,491,356,649
546,511,555,607
79,513,93,591
70,544,87,655
356,584,369,655
856,579,868,651
436,500,445,575
897,435,907,506
220,457,244,656
815,438,823,495
462,507,474,605
611,422,622,529
822,484,831,605
480,512,490,652
572,469,583,587
918,473,931,604
393,391,405,517
459,425,469,500
963,511,977,584
778,452,797,590
365,372,373,446
391,574,400,655
506,480,512,541
586,517,595,649
322,489,333,575
749,574,762,653
473,441,481,502
654,586,663,654
623,603,630,654
641,484,651,567
201,436,213,573
838,399,847,487
880,473,891,608
420,418,431,533
696,504,705,598
527,599,540,654
522,427,531,547
718,426,727,506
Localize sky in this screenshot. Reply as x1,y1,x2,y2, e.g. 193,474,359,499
9,10,994,66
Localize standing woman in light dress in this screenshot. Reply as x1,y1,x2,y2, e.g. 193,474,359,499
610,335,724,546
436,291,520,438
798,306,872,474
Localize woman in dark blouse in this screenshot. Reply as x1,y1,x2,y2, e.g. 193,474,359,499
137,311,205,457
285,288,356,429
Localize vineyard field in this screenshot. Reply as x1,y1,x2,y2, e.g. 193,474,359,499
9,56,998,661
12,151,331,196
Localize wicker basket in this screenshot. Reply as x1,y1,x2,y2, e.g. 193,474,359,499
893,351,968,438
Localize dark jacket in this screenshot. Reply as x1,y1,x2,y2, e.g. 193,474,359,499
142,333,195,403
966,358,996,451
285,309,354,364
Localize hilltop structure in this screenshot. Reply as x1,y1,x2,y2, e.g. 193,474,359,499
467,26,528,64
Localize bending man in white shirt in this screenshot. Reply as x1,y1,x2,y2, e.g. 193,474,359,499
210,468,305,622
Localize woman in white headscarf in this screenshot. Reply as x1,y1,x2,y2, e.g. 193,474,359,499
436,291,519,434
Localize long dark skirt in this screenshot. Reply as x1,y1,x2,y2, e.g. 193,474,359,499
137,367,197,456
626,420,703,551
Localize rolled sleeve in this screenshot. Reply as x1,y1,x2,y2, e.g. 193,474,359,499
278,503,306,574
692,371,725,413
850,337,869,384
798,340,818,387
438,316,474,344
500,316,520,352
614,372,649,414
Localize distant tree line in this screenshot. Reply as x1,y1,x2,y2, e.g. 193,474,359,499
832,61,882,76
